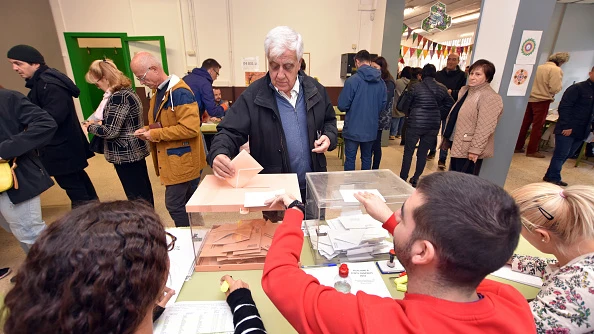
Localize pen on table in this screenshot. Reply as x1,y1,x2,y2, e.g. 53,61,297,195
301,263,338,268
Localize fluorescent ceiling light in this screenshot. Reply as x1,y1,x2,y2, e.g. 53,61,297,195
404,6,416,16
452,12,480,24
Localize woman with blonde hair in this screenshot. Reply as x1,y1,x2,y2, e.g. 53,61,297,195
83,59,153,205
510,183,594,333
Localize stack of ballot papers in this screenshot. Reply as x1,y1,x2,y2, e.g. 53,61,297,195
309,214,392,261
197,219,278,265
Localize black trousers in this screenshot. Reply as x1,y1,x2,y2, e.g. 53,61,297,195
114,159,154,207
53,170,98,208
165,178,199,227
449,157,483,176
400,128,438,182
372,130,383,169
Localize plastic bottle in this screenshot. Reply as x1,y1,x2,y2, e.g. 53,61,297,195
333,263,352,293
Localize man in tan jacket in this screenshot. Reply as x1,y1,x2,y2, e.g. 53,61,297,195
514,52,569,158
132,52,206,227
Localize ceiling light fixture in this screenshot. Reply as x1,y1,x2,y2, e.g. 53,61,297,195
451,12,481,24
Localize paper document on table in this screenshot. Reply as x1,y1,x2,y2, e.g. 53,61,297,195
490,265,543,288
303,261,391,298
244,189,285,207
225,150,263,188
338,214,382,229
339,189,386,203
165,228,196,307
153,301,234,334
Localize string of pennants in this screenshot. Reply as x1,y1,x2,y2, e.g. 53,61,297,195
400,24,474,61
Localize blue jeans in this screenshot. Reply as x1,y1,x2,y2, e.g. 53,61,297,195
390,117,404,136
544,135,584,182
0,193,46,253
344,139,374,171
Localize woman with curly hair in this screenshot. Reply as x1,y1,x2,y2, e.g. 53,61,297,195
510,183,594,333
3,200,169,334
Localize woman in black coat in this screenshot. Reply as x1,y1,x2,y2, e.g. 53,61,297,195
371,57,396,169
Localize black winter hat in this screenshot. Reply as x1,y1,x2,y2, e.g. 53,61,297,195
7,45,45,64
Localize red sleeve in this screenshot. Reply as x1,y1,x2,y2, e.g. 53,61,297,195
262,209,366,334
382,213,397,235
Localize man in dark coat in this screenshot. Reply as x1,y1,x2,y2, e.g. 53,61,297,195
543,67,594,186
209,26,337,204
0,88,56,253
429,53,467,169
183,58,229,120
7,45,98,208
400,64,454,187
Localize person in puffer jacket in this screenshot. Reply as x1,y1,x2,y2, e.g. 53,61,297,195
400,64,453,187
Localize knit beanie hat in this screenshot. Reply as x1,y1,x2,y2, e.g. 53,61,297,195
7,45,45,64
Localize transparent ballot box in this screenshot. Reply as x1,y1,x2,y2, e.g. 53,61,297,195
185,173,301,272
304,170,414,265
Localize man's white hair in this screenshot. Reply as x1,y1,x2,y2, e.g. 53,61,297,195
264,26,304,61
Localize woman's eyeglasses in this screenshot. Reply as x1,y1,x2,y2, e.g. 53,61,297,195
166,232,177,252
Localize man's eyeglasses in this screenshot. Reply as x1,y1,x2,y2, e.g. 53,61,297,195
137,68,151,82
213,68,220,77
166,232,177,252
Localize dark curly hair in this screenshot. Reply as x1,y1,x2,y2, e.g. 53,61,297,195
3,201,169,334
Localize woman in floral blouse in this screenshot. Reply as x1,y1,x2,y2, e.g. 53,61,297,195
511,183,594,334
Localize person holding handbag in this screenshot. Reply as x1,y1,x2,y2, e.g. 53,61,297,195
0,88,56,253
441,59,503,176
83,59,154,206
370,56,395,169
399,64,453,187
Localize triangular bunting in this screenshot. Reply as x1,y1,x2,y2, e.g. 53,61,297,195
464,46,469,54
437,44,442,51
422,38,428,49
423,49,429,58
407,27,413,40
417,35,423,47
402,46,410,56
412,32,418,43
469,44,473,53
399,57,405,64
409,47,416,57
430,50,435,59
447,46,452,53
437,49,442,58
458,46,463,54
402,24,407,34
416,48,422,58
443,48,449,57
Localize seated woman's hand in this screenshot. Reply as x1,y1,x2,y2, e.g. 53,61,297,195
220,275,250,298
264,193,297,209
157,286,176,308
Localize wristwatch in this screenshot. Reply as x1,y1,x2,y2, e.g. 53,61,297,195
287,200,305,214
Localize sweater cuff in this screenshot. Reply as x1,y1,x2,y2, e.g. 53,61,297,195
226,287,256,310
382,213,397,235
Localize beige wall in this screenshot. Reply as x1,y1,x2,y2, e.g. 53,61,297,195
0,0,65,94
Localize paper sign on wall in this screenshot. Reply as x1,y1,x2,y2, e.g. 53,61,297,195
507,64,533,96
516,30,542,65
242,57,259,71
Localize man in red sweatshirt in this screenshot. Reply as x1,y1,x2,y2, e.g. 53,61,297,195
262,172,536,333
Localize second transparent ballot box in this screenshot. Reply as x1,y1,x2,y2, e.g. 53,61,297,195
304,170,414,265
185,173,301,271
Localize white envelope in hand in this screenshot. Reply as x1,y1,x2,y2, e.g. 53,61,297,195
226,150,263,188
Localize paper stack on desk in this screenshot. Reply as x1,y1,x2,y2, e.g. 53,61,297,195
314,214,392,261
197,219,278,265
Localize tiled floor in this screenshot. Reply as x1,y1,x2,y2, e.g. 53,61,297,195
1,138,592,295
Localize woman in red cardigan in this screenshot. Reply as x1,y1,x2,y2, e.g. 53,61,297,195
263,171,536,333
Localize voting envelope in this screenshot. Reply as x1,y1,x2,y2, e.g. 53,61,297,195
225,150,263,188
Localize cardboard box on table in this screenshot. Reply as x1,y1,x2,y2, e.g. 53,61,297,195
186,172,301,272
304,170,414,265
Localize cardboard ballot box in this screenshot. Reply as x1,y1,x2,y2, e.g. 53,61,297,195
186,173,301,272
304,170,414,265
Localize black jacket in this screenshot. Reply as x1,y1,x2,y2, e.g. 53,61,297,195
555,79,594,141
407,78,454,131
0,89,56,204
25,65,94,176
208,73,337,175
435,66,467,102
